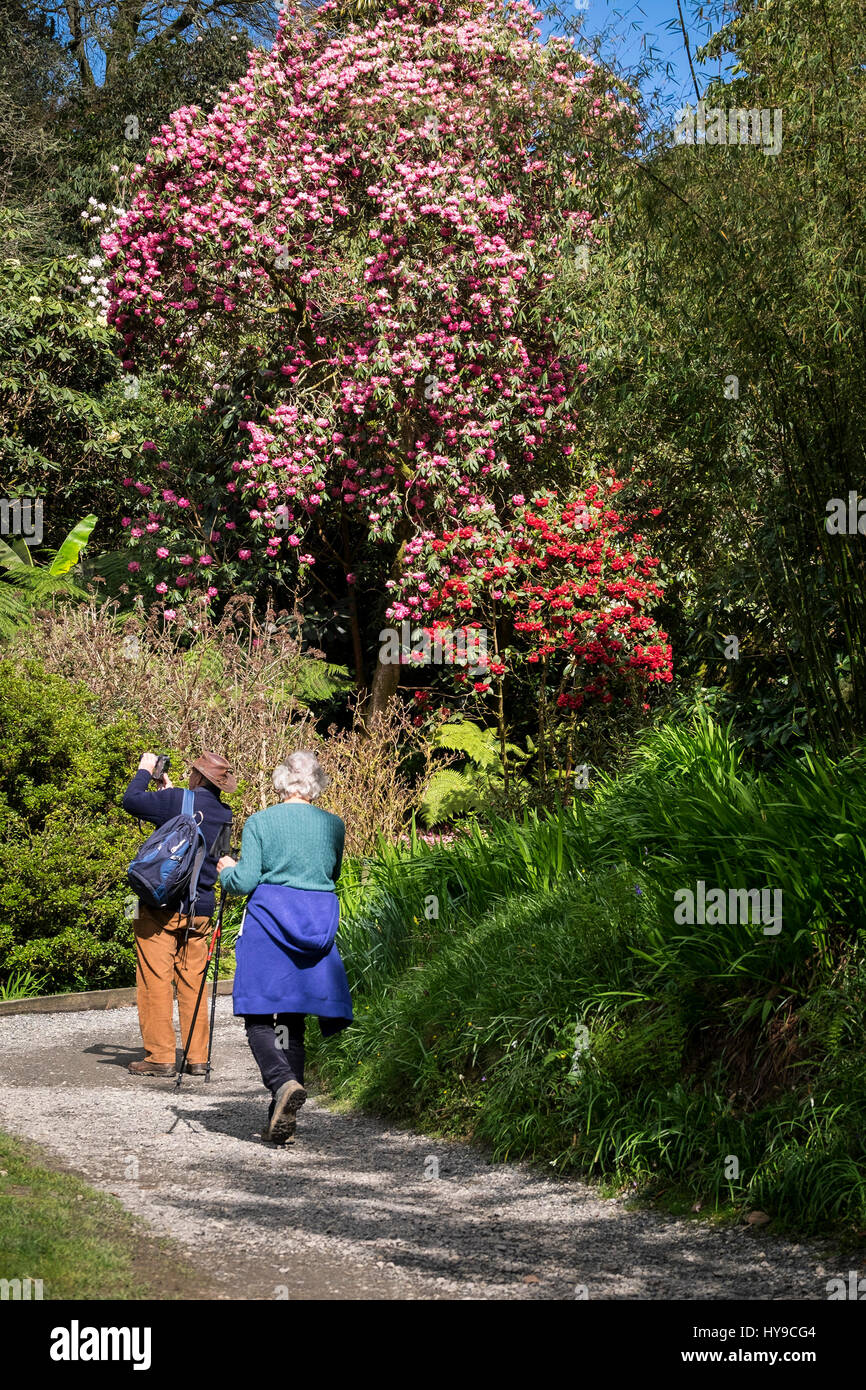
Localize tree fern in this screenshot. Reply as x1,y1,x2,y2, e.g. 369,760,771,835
430,719,524,768
293,658,353,705
420,767,489,827
0,578,31,639
421,721,531,826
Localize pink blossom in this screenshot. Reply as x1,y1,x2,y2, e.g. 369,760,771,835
102,0,631,634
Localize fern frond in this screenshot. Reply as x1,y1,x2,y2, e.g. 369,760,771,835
293,658,353,703
0,580,32,638
431,719,501,768
420,767,502,827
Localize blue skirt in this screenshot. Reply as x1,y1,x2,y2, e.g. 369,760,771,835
232,883,352,1034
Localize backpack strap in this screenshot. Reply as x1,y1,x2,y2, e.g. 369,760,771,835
181,788,207,919
184,829,208,919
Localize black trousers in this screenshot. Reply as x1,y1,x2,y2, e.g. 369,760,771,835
244,1012,306,1096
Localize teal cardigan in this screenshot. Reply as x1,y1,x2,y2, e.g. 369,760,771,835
219,802,345,896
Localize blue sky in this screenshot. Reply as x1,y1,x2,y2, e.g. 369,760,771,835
544,1,736,114
62,0,736,111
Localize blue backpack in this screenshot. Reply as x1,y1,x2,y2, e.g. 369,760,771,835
127,789,207,913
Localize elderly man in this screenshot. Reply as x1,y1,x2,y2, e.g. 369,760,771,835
123,751,235,1076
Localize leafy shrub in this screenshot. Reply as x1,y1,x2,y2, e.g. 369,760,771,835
419,720,530,827
4,929,136,995
0,656,142,992
11,598,425,851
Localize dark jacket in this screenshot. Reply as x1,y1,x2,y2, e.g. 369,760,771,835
122,770,232,918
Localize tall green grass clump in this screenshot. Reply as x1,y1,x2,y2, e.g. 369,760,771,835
317,714,866,1235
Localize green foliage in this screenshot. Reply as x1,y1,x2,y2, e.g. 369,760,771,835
290,658,354,709
51,27,262,249
420,720,530,826
0,657,142,992
0,967,47,1000
46,515,98,575
0,514,96,636
569,0,866,751
0,248,136,539
317,717,866,1233
4,927,136,996
431,720,504,767
0,19,268,550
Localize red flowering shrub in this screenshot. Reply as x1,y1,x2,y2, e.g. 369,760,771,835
402,479,672,716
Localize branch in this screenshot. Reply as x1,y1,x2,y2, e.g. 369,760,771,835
675,0,701,106
158,2,201,43
63,0,96,88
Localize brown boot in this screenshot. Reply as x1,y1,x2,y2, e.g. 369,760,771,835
184,1063,208,1076
265,1080,307,1145
128,1060,176,1076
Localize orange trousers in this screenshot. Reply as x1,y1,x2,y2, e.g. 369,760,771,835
134,905,213,1065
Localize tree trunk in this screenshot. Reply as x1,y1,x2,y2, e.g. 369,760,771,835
363,515,412,721
64,1,96,88
367,644,401,718
104,1,147,87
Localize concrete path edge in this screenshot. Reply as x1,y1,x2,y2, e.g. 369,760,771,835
0,979,235,1017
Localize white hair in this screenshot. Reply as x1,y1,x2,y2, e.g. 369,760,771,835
272,749,329,801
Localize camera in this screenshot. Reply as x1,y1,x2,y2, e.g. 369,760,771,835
151,754,170,786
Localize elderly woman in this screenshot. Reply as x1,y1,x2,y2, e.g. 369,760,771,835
217,750,351,1146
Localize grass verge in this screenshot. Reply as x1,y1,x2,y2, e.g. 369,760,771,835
0,1131,218,1299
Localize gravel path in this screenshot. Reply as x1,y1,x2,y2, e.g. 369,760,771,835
0,1001,837,1300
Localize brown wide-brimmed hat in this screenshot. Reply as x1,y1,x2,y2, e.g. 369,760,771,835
191,751,238,794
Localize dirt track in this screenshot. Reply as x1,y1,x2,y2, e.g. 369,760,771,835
0,1000,838,1300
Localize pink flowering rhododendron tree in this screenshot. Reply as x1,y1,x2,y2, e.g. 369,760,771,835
102,0,662,732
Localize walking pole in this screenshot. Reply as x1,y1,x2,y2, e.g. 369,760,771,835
204,899,225,1083
176,891,225,1090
